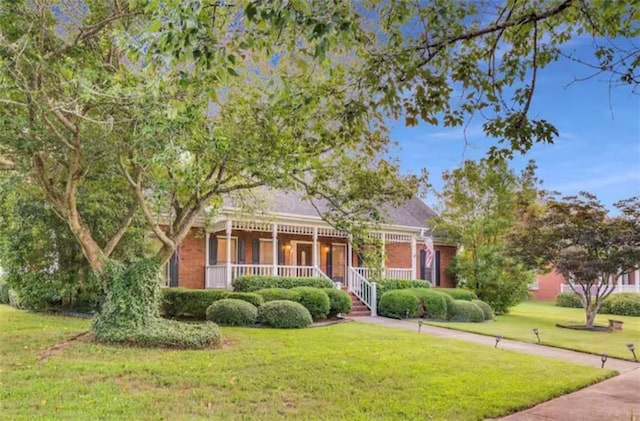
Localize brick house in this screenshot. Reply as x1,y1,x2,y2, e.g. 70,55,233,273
166,190,457,315
530,269,640,300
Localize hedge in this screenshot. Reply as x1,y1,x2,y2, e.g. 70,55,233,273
233,276,333,292
437,292,455,317
255,288,301,302
323,288,352,317
227,292,264,307
472,299,494,321
448,300,485,322
290,287,330,319
600,293,640,317
162,288,230,319
205,299,258,326
0,278,9,304
409,288,447,320
555,292,583,308
375,279,431,302
378,290,420,319
258,300,313,328
433,288,478,301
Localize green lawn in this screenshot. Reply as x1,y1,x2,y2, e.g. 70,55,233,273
428,301,640,361
0,305,613,420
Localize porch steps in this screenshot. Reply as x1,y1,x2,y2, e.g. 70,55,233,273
346,291,371,317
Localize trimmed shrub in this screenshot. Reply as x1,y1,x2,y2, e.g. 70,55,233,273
161,288,230,319
555,292,583,308
290,287,330,319
472,299,494,321
375,279,431,302
437,292,456,318
255,288,301,302
205,299,258,326
379,290,420,319
433,288,478,301
600,293,640,317
258,300,313,328
227,292,264,307
96,318,221,348
233,276,333,292
448,300,485,322
409,288,447,320
323,288,352,317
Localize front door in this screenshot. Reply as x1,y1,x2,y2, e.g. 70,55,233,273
296,243,313,277
331,244,346,285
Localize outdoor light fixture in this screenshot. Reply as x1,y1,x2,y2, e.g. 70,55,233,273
418,319,423,333
532,328,541,344
627,344,637,361
495,335,503,348
405,309,410,319
601,354,608,369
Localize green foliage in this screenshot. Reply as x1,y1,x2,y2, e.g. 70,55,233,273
323,288,352,317
205,299,258,326
600,294,640,317
161,288,230,319
378,290,420,319
472,300,494,321
290,287,331,319
433,288,478,301
227,292,264,308
233,276,333,292
258,300,313,328
448,300,485,323
255,288,301,302
375,279,431,303
0,276,9,304
92,258,221,348
555,293,583,309
437,292,456,317
409,288,448,320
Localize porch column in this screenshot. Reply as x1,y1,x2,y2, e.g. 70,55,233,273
347,237,353,290
636,270,640,292
225,219,232,288
312,227,318,268
411,236,417,281
381,232,386,278
272,223,278,276
204,231,210,288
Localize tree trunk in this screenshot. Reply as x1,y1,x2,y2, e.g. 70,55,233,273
585,304,597,328
67,219,106,274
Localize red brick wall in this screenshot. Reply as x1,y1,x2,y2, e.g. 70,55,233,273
177,228,206,289
385,243,412,268
436,245,456,288
532,270,565,301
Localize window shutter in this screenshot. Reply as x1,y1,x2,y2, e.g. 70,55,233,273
169,251,179,287
278,240,285,265
326,246,333,279
435,250,441,286
208,236,217,265
252,239,260,264
238,237,246,264
419,249,426,280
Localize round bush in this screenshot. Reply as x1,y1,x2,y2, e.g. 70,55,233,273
227,292,264,307
448,300,485,322
379,290,420,319
255,288,300,302
433,288,478,301
600,293,640,317
290,287,330,319
409,288,447,320
472,299,494,321
323,288,352,317
258,300,313,328
555,292,583,308
437,292,456,318
205,299,258,326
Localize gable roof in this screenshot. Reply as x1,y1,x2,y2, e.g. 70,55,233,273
224,188,437,230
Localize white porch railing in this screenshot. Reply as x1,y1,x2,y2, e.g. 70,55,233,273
348,267,377,316
561,283,640,294
206,264,332,289
384,268,413,280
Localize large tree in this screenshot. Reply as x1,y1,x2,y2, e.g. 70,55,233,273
434,159,539,313
510,193,640,327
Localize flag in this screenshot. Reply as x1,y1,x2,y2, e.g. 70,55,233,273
424,236,434,268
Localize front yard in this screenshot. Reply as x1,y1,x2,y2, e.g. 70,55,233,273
0,305,613,420
428,301,640,361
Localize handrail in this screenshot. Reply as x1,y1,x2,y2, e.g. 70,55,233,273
348,266,377,316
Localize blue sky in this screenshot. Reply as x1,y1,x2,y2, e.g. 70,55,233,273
389,39,640,214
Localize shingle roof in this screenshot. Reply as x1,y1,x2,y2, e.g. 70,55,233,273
225,188,436,229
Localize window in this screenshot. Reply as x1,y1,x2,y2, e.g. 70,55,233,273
216,237,237,264
620,272,630,285
259,240,273,264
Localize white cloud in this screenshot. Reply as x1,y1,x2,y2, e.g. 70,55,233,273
549,170,640,194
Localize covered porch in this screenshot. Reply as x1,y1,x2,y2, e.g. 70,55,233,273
560,270,640,294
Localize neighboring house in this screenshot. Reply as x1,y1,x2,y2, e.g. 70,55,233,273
165,190,457,314
530,269,640,300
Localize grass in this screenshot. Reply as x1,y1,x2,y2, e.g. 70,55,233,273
0,305,614,421
428,301,640,361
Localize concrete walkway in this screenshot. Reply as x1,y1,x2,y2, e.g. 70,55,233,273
357,317,640,420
